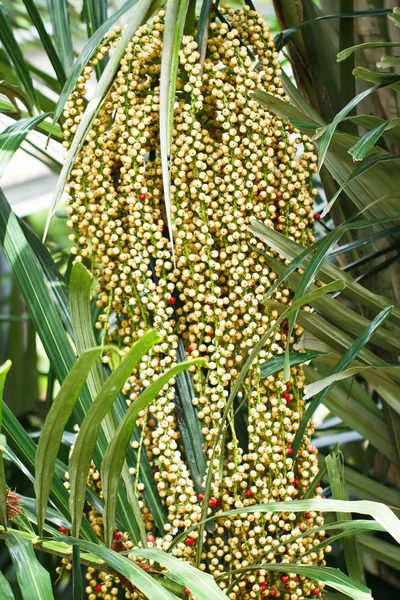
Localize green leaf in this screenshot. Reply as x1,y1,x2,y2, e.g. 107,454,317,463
172,498,400,553
292,306,392,457
72,544,83,600
321,153,400,217
21,0,66,84
0,2,40,112
196,0,212,61
377,55,400,68
0,190,97,542
304,365,397,464
314,85,385,171
175,340,206,493
34,347,106,536
68,329,160,537
159,0,190,262
83,0,108,38
353,67,400,86
348,119,400,161
252,89,323,129
249,218,400,325
69,261,162,542
0,113,51,178
305,364,400,401
46,0,74,74
337,41,400,62
254,82,400,222
133,547,229,600
48,0,137,139
0,571,14,599
101,357,205,547
274,8,392,52
326,450,365,585
0,360,11,529
260,350,325,379
358,533,400,572
260,251,400,355
45,0,153,239
66,539,180,600
5,532,54,600
388,7,400,28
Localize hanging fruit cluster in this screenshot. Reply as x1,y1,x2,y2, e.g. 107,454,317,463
64,4,329,599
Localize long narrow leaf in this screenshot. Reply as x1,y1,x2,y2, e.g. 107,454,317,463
68,329,159,536
0,572,14,599
21,0,66,84
0,360,11,528
172,498,400,552
46,0,74,74
69,261,163,541
314,84,385,171
66,539,180,600
326,451,365,584
305,364,400,400
274,8,392,51
348,119,400,160
0,2,40,112
159,0,189,262
5,532,54,600
34,347,107,535
49,0,137,137
101,357,205,547
0,113,51,178
337,41,400,62
133,547,229,600
322,153,400,217
292,306,392,457
249,217,400,324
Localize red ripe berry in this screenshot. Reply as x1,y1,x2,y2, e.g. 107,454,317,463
198,492,204,501
312,589,320,596
186,537,195,546
314,212,321,220
95,584,102,592
169,297,176,305
184,589,190,596
286,446,293,455
188,345,194,354
146,534,155,543
304,512,311,519
270,590,277,597
208,497,217,507
139,193,146,200
58,526,67,534
269,199,275,205
294,478,300,486
245,489,253,498
260,582,267,592
280,575,289,583
208,304,213,310
282,392,291,402
113,531,122,540
216,499,222,508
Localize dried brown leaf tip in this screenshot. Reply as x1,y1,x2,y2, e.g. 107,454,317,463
6,489,22,520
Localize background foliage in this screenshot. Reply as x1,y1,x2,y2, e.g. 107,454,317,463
0,0,399,599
